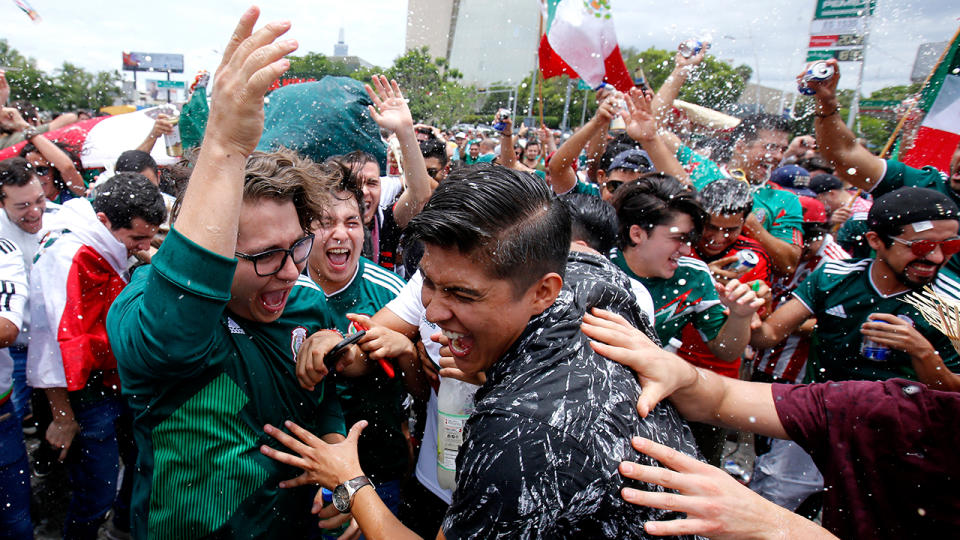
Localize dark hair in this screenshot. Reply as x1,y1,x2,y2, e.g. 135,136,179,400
598,143,636,173
91,173,167,229
19,141,83,193
611,174,705,248
0,158,36,201
802,222,830,243
698,177,754,219
420,138,448,167
115,150,158,176
327,150,378,193
407,164,570,297
731,114,792,146
560,192,618,254
324,158,365,216
11,101,39,125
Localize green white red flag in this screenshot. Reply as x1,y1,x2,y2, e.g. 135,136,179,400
901,30,960,172
538,0,634,92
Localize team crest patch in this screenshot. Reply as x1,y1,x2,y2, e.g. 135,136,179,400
752,209,767,223
291,326,308,363
226,317,245,335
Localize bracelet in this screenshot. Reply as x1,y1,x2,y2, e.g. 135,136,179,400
816,107,839,119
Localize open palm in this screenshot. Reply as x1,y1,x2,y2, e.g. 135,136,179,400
365,75,412,132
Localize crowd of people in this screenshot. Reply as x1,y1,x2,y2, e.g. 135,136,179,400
1,7,959,540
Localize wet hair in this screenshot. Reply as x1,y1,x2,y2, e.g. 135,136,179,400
171,148,339,231
560,192,618,254
698,177,754,219
420,138,448,167
0,158,36,201
115,150,158,176
91,172,167,229
731,114,792,146
11,101,39,126
326,150,378,193
611,174,705,248
324,158,366,216
802,222,830,244
407,164,570,297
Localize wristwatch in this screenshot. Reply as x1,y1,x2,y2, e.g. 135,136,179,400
332,476,374,513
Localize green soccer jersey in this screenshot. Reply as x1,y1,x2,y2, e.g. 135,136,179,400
316,257,410,483
872,159,960,276
107,229,346,540
566,178,601,198
792,258,960,383
611,250,726,345
676,145,804,246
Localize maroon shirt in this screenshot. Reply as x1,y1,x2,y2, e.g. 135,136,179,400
773,379,960,539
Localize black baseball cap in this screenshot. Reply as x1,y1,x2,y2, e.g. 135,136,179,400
808,173,844,194
868,187,959,233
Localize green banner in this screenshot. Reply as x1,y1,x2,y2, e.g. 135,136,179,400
814,0,875,19
156,80,185,89
859,100,900,109
806,48,863,62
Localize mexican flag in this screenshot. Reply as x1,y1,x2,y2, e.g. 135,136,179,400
901,29,960,172
538,0,634,92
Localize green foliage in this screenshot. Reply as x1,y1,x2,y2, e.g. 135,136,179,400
1,39,121,112
622,47,753,111
385,47,478,126
287,52,356,78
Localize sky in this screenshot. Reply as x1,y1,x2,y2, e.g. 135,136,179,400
2,0,957,98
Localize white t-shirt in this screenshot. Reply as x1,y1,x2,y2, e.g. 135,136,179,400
0,238,28,393
385,270,453,504
379,175,404,210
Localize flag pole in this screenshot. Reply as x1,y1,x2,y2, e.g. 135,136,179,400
880,24,960,159
537,6,545,128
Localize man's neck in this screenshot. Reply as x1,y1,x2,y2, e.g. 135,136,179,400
308,263,357,296
869,258,912,296
621,246,654,279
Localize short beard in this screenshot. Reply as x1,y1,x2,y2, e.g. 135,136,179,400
893,261,940,290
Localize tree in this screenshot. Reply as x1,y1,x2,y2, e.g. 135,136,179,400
287,52,356,78
385,47,477,126
621,47,753,111
0,39,120,112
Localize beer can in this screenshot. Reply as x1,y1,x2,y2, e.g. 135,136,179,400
798,62,835,96
723,250,760,272
678,39,705,59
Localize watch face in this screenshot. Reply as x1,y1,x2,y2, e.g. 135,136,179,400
333,485,350,513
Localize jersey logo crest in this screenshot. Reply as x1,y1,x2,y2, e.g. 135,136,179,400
226,317,245,334
752,209,767,223
291,326,308,363
656,289,703,321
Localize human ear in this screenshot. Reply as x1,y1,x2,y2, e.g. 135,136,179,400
528,272,564,316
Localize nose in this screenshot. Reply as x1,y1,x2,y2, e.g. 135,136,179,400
423,289,451,326
276,251,302,281
926,245,947,265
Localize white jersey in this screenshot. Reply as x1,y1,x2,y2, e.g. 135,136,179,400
0,238,28,395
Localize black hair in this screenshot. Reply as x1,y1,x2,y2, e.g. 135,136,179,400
598,143,637,173
91,173,167,229
115,150,158,176
698,177,754,219
560,192,618,254
324,158,365,216
0,158,35,201
802,222,830,243
419,138,448,167
327,150,378,193
407,164,570,297
19,141,83,193
731,114,792,146
611,174,705,248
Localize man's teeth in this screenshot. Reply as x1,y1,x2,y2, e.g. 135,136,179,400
328,248,349,254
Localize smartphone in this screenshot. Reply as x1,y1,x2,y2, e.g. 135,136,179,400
324,331,366,368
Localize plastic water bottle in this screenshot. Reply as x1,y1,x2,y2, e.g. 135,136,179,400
437,377,479,491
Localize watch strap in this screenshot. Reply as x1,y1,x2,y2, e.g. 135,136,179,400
339,475,373,512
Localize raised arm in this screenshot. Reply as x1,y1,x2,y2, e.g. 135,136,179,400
135,114,175,154
750,297,813,349
807,59,885,189
175,8,298,256
623,88,691,183
651,43,709,122
366,76,432,228
28,134,86,196
547,98,615,193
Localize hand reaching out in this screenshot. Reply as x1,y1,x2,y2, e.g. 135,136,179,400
675,41,709,70
365,75,413,133
624,87,659,143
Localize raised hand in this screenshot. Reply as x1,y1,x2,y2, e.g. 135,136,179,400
205,6,298,157
675,41,709,70
261,419,367,490
365,75,413,134
624,87,659,143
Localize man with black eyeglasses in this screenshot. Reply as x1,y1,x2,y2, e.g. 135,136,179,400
106,10,360,538
752,186,960,391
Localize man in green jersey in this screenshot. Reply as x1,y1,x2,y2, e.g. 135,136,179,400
107,10,355,538
752,187,960,391
608,175,763,362
805,58,960,278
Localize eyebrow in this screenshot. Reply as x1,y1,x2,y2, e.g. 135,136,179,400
421,269,481,297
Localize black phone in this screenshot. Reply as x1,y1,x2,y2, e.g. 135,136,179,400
324,331,366,368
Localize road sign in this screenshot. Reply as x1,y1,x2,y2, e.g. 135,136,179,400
859,100,900,109
122,52,184,73
806,48,864,62
809,34,864,48
814,0,876,19
156,80,185,89
810,16,867,36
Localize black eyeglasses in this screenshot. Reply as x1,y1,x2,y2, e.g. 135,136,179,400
235,234,314,277
33,165,51,176
426,167,442,179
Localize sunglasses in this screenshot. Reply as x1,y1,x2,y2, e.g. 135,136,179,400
33,165,51,176
426,167,442,179
890,236,960,257
604,180,623,193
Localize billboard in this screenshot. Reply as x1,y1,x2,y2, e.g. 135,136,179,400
814,0,876,19
122,52,184,73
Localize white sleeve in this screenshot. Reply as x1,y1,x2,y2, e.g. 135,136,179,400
0,238,28,330
385,270,425,326
628,277,656,328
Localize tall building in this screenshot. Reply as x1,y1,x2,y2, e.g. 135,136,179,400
334,27,349,57
406,0,540,87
